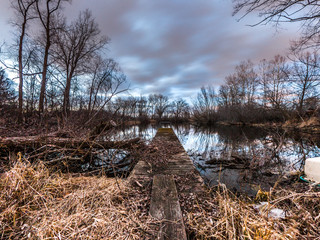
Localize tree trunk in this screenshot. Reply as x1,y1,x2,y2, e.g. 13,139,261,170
0,136,141,150
18,21,26,123
39,27,51,115
63,74,72,117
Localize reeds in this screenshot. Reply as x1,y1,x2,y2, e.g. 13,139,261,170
183,184,320,239
0,158,155,239
1,156,319,239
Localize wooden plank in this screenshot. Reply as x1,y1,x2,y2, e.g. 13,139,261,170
128,128,206,238
150,174,187,240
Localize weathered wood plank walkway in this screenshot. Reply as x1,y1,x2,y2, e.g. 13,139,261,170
150,175,187,239
129,128,205,239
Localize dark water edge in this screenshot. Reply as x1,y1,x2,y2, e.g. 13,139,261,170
114,123,320,196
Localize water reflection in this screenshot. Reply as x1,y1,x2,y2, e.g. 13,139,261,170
110,124,157,141
115,124,320,195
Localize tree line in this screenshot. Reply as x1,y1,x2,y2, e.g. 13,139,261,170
0,0,127,124
106,94,190,123
1,0,320,126
193,49,320,125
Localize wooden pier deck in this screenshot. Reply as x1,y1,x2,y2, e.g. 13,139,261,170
129,128,205,239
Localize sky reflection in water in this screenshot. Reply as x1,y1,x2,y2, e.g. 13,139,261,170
117,124,320,195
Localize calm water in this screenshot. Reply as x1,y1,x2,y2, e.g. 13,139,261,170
116,124,320,195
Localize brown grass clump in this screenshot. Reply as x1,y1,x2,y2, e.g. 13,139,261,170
298,117,320,128
0,158,154,239
183,184,320,239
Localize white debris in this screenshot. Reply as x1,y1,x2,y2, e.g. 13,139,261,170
305,157,320,183
253,202,286,219
268,208,286,219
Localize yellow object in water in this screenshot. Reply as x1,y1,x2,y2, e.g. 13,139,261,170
255,189,270,202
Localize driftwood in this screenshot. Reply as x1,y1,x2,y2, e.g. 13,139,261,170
0,132,142,176
0,135,142,151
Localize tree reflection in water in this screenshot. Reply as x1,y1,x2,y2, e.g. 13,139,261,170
115,124,320,196
172,125,320,196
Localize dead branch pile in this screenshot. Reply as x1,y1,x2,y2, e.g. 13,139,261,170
137,138,184,170
0,133,144,175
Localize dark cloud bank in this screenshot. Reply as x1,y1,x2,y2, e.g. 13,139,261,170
0,0,299,99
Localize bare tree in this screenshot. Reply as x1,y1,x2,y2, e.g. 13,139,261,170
114,97,139,119
217,57,292,123
36,0,70,114
87,57,119,114
11,0,37,120
22,42,43,114
193,86,218,124
149,94,170,120
171,98,190,121
290,51,320,114
51,10,109,117
136,96,148,119
233,0,320,48
218,61,258,107
84,72,127,125
258,59,269,107
24,74,39,113
218,84,231,107
127,96,139,118
235,60,258,105
147,94,157,119
264,55,290,110
46,68,63,111
223,74,242,106
0,68,15,107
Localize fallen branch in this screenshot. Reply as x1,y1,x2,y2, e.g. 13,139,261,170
0,136,142,151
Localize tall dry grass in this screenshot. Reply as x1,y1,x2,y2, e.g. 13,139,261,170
184,184,320,239
1,156,320,239
0,158,155,239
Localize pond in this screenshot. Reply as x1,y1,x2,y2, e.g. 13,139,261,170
116,124,320,196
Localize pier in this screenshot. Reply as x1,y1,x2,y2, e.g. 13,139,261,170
129,128,205,239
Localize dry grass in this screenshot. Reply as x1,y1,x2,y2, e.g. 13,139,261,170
0,158,155,239
183,184,320,239
283,116,320,131
298,117,320,128
2,156,320,239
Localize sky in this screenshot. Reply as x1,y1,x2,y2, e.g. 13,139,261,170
0,0,300,100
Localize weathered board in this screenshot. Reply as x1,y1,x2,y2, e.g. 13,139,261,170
129,128,205,239
150,175,187,240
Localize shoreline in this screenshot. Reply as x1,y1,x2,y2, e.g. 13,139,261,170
215,117,320,134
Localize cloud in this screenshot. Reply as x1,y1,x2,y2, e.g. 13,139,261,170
0,0,299,100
